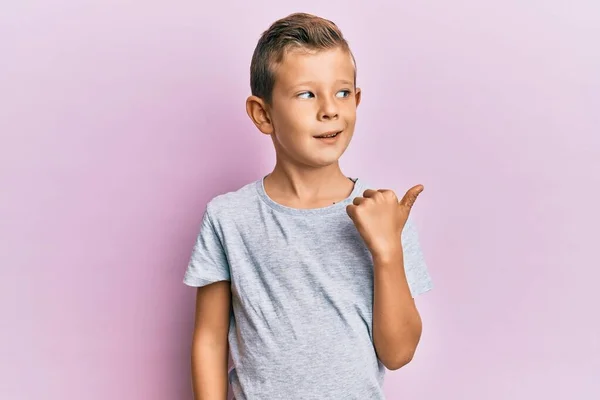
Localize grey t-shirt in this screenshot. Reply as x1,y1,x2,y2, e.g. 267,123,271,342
183,177,433,400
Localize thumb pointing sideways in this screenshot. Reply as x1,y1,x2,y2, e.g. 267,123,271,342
399,184,424,209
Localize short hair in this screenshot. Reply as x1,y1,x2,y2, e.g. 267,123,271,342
250,12,356,104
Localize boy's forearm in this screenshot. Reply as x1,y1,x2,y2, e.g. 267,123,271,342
191,339,229,400
371,247,423,370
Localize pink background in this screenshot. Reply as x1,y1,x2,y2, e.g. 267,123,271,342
1,1,599,399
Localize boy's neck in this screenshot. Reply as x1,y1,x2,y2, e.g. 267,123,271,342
264,162,355,209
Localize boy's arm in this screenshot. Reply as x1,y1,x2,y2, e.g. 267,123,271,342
346,185,427,370
191,281,231,400
372,250,423,370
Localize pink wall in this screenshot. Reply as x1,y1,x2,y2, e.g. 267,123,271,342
1,1,599,399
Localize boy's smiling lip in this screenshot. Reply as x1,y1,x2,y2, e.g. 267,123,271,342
313,129,344,138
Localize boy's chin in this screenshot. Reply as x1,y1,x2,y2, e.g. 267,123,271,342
276,143,350,169
305,145,351,168
305,152,346,168
310,159,341,168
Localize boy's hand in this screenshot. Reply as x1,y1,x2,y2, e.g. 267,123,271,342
346,185,423,261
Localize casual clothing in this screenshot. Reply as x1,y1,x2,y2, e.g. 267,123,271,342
183,177,433,400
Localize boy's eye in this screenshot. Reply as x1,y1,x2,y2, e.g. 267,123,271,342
297,90,351,99
297,91,314,99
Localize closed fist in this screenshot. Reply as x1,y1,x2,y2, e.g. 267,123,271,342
346,185,424,259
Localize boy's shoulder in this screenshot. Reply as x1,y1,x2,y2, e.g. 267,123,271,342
205,178,260,217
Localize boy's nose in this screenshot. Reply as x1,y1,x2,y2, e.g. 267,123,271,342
318,98,339,120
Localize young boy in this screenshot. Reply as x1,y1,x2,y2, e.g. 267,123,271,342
184,12,433,400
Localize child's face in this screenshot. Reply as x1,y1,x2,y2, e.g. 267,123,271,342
266,47,361,168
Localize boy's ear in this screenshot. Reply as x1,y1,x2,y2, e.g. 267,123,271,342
246,95,273,135
355,87,362,107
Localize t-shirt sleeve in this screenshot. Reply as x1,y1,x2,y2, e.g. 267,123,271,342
401,215,433,297
183,207,231,287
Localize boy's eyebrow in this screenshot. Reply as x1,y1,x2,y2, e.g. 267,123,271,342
291,81,316,89
290,79,354,89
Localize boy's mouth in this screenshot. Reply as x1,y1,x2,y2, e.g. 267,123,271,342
314,130,342,139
